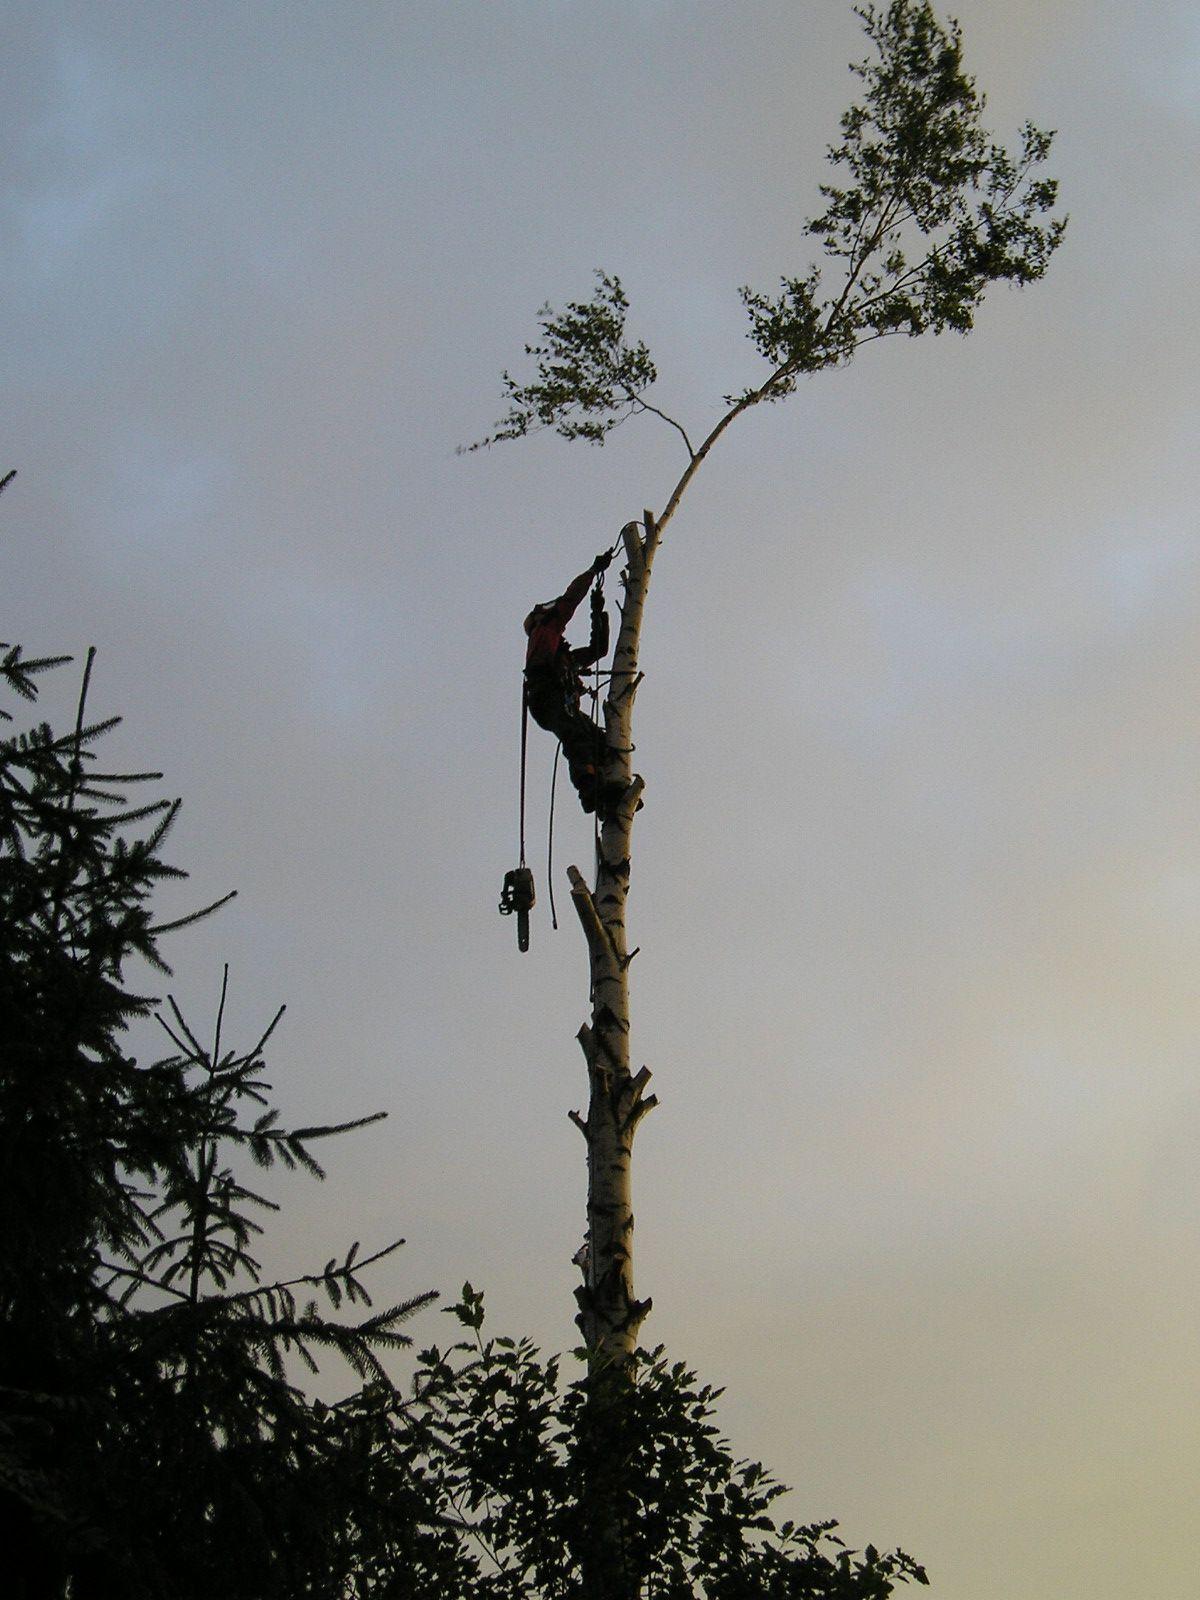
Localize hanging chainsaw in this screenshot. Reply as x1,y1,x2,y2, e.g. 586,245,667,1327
498,863,535,953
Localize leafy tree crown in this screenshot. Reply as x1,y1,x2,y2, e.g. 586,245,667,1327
468,0,1064,454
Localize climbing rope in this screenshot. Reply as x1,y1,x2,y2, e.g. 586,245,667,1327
547,740,561,931
590,567,605,866
498,683,536,951
547,563,606,936
518,680,529,868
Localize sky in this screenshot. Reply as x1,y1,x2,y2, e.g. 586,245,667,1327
4,0,1200,1593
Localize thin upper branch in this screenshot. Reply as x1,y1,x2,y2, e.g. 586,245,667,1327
623,388,696,459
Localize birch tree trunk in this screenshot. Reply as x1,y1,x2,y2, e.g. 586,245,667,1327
568,513,662,1371
566,513,662,1600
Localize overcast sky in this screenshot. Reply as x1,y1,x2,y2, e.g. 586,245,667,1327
5,2,1200,1594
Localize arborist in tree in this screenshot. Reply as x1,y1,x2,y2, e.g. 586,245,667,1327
524,547,620,815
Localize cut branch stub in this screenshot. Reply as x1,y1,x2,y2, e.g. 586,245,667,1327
568,865,606,952
621,519,646,574
568,865,623,969
619,1066,658,1133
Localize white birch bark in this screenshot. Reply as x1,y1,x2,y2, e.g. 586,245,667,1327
568,514,661,1369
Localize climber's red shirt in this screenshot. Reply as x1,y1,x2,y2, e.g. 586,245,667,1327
524,566,593,670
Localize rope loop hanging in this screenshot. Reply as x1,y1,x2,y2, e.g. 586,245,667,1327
547,741,561,930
